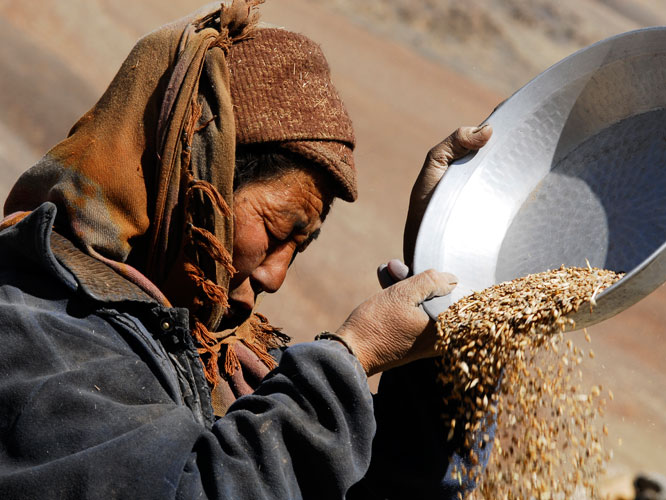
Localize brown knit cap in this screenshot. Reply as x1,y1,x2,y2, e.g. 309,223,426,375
228,28,357,201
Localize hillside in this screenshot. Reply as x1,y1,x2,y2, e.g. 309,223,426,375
311,0,666,95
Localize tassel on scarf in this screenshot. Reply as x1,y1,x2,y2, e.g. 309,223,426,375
187,179,232,217
174,3,290,385
183,261,230,309
188,224,235,274
224,341,242,376
242,340,278,371
192,320,221,383
176,97,237,385
233,313,291,373
182,165,235,281
249,312,291,349
221,337,276,376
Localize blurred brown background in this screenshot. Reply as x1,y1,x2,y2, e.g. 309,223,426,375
0,0,664,495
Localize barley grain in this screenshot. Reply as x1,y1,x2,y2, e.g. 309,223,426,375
436,266,622,499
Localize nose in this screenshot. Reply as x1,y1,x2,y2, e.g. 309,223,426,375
251,243,295,294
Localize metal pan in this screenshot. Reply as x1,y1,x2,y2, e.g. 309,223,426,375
413,27,666,330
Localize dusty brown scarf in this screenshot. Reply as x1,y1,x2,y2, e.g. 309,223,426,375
3,1,287,389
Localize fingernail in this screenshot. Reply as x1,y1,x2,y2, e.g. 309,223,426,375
472,124,489,133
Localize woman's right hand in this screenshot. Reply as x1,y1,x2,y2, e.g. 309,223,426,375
403,125,492,268
335,269,457,376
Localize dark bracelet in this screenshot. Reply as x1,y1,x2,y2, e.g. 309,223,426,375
314,331,356,357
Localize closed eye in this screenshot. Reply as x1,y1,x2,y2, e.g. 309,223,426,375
264,221,287,251
297,228,321,253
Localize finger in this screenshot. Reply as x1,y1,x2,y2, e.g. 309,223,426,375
377,259,410,289
456,124,493,151
387,259,409,281
412,125,493,204
390,269,458,307
405,125,492,269
377,263,395,289
428,125,493,168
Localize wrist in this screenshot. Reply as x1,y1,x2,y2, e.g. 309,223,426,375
314,331,356,357
333,327,378,376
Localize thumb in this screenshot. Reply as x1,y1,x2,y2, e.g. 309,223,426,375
404,125,492,268
377,259,410,289
389,269,458,307
424,124,493,175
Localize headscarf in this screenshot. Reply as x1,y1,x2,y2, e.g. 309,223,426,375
2,1,357,407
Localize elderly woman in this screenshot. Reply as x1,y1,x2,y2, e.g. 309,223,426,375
0,2,492,499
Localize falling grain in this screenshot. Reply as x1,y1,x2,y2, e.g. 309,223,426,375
436,266,623,499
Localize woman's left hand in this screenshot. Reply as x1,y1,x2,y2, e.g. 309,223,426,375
403,125,493,268
336,268,458,375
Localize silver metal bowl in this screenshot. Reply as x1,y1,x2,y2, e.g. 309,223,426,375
413,27,666,330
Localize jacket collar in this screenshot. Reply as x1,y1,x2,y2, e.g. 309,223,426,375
2,202,157,305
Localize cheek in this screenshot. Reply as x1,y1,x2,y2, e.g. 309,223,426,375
232,219,268,278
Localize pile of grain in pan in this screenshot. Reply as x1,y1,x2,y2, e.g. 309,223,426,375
435,266,623,499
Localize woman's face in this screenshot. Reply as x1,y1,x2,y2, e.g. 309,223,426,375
224,168,329,328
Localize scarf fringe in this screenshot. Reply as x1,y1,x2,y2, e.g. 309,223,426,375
250,312,291,349
177,94,234,385
179,98,203,172
180,2,277,385
184,261,230,310
193,321,222,384
243,339,278,371
188,224,235,273
187,179,232,217
224,342,242,375
193,305,290,383
221,338,276,377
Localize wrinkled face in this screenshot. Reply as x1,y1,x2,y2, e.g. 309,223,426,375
223,168,330,328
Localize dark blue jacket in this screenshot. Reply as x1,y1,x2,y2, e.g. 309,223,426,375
0,203,484,499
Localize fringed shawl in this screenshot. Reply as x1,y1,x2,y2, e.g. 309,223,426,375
3,1,287,398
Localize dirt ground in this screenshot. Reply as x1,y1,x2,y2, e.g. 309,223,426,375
0,0,663,495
